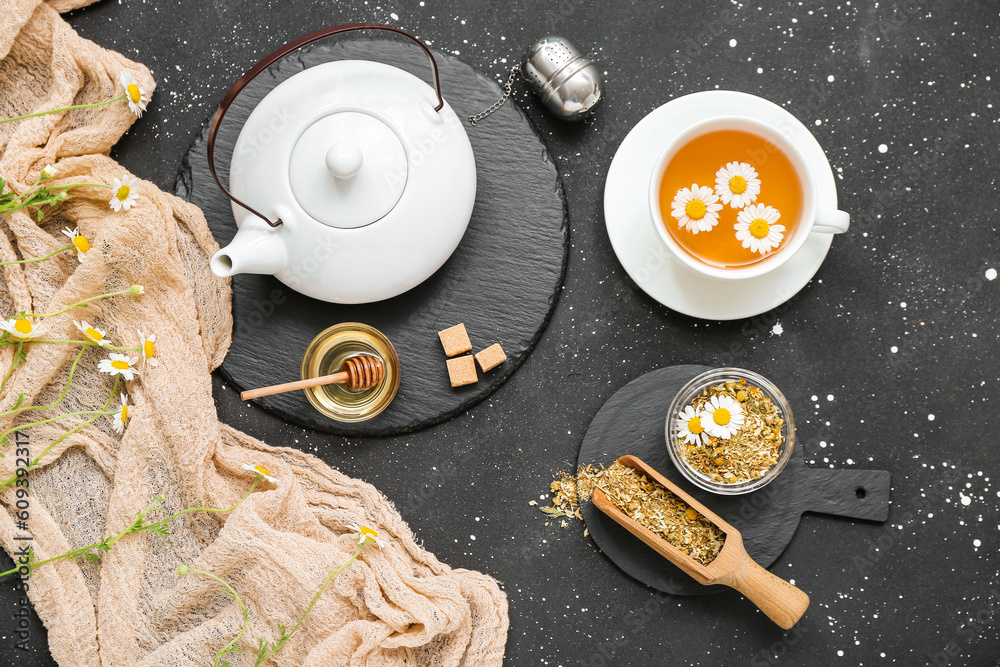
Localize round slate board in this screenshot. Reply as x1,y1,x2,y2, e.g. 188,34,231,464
175,38,567,436
578,365,891,596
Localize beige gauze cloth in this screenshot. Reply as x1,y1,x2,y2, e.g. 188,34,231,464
0,2,509,665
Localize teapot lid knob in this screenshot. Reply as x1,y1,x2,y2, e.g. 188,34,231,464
326,142,364,180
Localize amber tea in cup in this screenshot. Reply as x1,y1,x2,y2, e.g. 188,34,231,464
656,129,804,269
648,115,849,281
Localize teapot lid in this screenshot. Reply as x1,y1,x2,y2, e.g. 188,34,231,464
289,111,407,229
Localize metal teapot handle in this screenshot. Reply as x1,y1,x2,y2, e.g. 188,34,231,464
206,23,444,228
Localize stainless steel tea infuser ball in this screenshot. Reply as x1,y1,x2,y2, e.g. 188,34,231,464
520,36,603,121
469,35,603,125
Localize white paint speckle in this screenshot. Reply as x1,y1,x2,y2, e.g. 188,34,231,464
900,301,907,308
390,12,399,20
986,268,997,281
827,74,835,82
470,534,476,540
974,539,982,548
770,322,784,336
838,650,844,657
890,346,898,353
960,493,972,506
878,143,888,153
827,394,835,402
928,414,935,421
757,67,764,74
729,38,738,47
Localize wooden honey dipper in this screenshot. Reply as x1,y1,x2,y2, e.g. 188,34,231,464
241,354,384,400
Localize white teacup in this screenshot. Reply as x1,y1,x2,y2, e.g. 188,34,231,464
648,116,849,281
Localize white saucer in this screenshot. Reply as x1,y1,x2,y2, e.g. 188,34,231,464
604,91,839,321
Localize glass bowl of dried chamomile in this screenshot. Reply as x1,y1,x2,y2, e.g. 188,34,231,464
666,368,795,495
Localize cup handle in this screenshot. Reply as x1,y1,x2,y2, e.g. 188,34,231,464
812,209,850,235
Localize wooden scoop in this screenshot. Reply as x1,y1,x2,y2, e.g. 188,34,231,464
591,454,810,629
241,354,384,400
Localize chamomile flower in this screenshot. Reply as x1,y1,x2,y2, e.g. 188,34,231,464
702,395,745,440
715,161,761,208
676,404,709,446
75,320,110,347
41,165,57,180
735,204,785,255
137,330,158,368
62,227,90,261
97,353,139,380
0,317,42,340
347,522,385,549
242,462,278,483
119,71,149,118
109,175,138,212
111,394,130,434
670,184,722,233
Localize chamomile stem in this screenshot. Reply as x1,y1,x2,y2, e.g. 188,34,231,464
46,183,111,190
25,287,139,319
0,375,117,474
0,95,126,126
0,342,22,393
182,568,249,667
0,339,139,352
0,408,113,444
0,486,158,578
0,346,87,419
0,475,261,579
255,542,366,665
0,246,73,267
138,477,260,538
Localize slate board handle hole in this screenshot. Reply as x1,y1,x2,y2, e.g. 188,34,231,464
855,487,867,500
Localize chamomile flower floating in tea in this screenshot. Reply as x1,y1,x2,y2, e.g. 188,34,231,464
702,394,745,440
347,522,385,549
0,317,42,340
62,227,90,261
242,462,278,483
98,353,139,380
715,161,761,209
671,184,722,233
75,320,110,346
137,330,158,368
119,71,149,117
109,175,139,212
676,404,709,445
735,204,785,255
112,393,131,434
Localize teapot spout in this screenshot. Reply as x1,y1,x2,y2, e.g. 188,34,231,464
210,222,286,278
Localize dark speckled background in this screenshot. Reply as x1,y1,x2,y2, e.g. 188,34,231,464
2,1,999,666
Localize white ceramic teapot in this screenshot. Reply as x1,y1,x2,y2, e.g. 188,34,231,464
207,24,476,304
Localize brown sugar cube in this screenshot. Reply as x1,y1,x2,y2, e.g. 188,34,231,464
438,323,472,357
446,355,478,387
475,343,507,372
